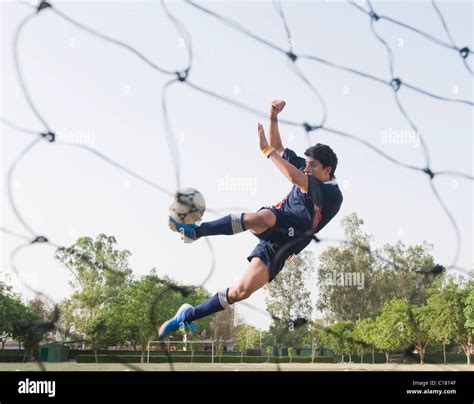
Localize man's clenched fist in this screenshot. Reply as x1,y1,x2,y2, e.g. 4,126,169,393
270,100,286,117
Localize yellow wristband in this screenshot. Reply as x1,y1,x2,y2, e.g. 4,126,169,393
262,146,273,155
262,146,275,157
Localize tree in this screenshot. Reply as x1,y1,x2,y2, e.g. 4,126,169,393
317,213,374,322
55,234,133,356
217,342,225,363
287,346,294,363
461,282,474,364
300,320,327,362
376,242,436,306
27,298,50,319
11,301,54,362
265,251,314,349
259,329,275,351
211,305,235,345
0,281,53,360
317,213,438,321
419,279,473,365
265,251,314,321
190,342,197,363
108,271,212,363
351,320,367,363
373,298,431,365
464,285,474,329
56,299,77,342
266,345,272,362
27,298,55,344
353,318,377,364
420,278,460,364
408,305,431,365
372,299,411,364
325,321,356,363
234,324,260,363
267,318,310,354
107,276,160,362
0,281,19,350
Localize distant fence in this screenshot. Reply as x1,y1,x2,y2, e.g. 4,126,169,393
1,349,471,364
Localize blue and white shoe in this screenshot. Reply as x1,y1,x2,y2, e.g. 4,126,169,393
158,303,197,340
168,216,199,243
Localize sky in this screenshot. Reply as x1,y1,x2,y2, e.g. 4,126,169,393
1,0,472,331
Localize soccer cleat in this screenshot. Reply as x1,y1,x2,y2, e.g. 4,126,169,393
158,303,197,340
168,216,198,243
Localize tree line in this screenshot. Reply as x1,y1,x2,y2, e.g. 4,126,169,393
1,214,472,364
234,213,473,364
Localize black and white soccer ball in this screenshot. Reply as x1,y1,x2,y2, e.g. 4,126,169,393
169,187,206,224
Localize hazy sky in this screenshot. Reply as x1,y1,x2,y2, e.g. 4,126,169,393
1,0,472,330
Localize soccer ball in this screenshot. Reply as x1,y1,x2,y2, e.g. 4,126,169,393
169,187,206,224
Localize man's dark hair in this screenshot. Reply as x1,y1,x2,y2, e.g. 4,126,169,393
304,143,338,178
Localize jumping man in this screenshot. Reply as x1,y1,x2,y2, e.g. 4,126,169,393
158,100,343,339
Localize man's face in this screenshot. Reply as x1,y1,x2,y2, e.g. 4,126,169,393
304,157,332,182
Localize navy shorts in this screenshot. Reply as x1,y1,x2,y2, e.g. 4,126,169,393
247,208,313,282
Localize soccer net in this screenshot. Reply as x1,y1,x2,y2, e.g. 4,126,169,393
146,339,215,364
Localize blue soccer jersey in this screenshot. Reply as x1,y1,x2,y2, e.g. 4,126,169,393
247,147,343,282
272,148,343,234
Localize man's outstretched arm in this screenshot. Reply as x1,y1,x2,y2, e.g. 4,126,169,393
258,123,308,193
268,100,286,157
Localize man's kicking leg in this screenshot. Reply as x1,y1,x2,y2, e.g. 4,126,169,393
158,257,270,339
169,209,276,243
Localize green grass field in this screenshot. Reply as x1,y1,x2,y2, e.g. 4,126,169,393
0,362,472,371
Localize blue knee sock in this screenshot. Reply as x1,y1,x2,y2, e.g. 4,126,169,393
196,213,245,238
185,289,232,322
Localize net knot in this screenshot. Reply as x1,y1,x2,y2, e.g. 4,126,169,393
459,47,470,59
423,167,435,179
303,122,321,132
369,11,380,21
286,51,298,62
390,78,402,91
37,1,52,13
41,132,55,142
32,236,48,244
176,69,189,82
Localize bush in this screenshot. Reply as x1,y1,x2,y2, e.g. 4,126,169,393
75,354,215,364
358,353,386,364
74,352,472,365
75,354,327,364
310,356,335,364
150,356,213,364
221,352,242,356
232,356,266,364
400,352,472,365
218,356,243,363
0,350,24,355
0,350,25,362
0,354,25,363
289,357,311,364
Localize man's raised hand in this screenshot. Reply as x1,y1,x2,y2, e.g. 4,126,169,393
270,100,286,118
258,123,270,152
